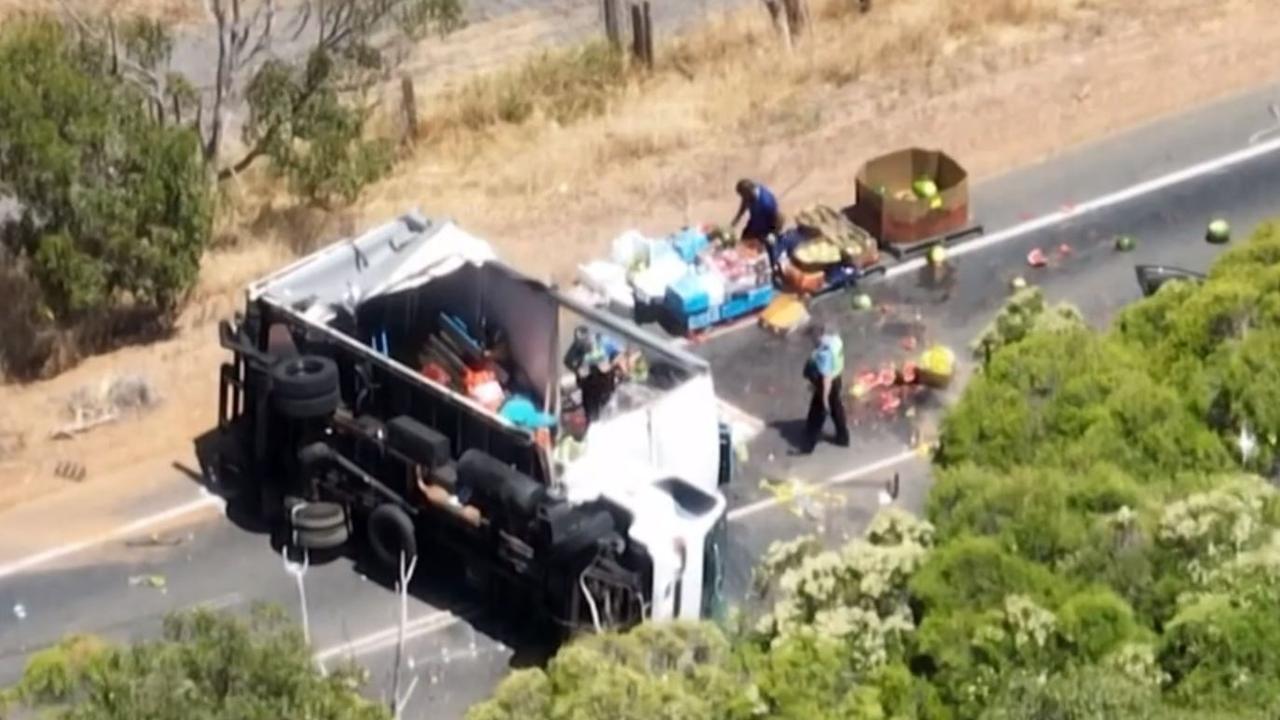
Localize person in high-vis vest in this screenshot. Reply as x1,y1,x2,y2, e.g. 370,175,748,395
801,322,850,453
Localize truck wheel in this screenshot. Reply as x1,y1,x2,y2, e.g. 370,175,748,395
367,504,417,569
273,390,340,421
271,355,340,400
291,501,347,532
295,524,350,551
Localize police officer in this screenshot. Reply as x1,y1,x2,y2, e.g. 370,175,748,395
801,322,850,453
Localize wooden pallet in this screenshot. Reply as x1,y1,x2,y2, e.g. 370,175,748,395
880,223,985,260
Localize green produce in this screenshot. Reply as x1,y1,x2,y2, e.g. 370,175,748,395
794,240,842,266
928,244,947,266
1207,218,1231,244
913,177,939,199
1114,234,1136,251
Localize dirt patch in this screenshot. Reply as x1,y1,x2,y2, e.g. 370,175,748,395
3,0,1280,516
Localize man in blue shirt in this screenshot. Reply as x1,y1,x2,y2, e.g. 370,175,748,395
800,322,850,453
730,179,783,243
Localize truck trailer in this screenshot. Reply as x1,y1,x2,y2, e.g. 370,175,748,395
212,211,732,635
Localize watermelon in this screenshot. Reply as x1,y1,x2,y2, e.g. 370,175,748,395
912,177,939,199
1206,218,1231,244
1114,235,1135,252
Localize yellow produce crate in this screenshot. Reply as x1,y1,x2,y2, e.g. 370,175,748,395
759,293,809,335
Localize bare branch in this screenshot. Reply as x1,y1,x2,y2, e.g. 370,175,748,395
241,0,276,67
288,0,314,42
56,0,171,110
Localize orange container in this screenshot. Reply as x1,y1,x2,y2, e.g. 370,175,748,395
782,264,825,294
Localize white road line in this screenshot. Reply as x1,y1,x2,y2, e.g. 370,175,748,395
0,493,225,580
727,448,918,522
190,592,245,612
692,134,1280,344
717,398,766,443
314,609,464,662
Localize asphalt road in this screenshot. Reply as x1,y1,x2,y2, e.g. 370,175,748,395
3,82,1280,719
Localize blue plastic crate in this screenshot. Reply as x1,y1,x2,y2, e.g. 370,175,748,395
720,284,774,320
664,274,711,315
670,228,710,263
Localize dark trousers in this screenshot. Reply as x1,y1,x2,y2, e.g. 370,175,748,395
804,376,849,450
579,368,617,421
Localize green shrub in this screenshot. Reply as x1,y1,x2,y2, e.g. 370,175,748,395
0,18,212,324
1057,588,1141,661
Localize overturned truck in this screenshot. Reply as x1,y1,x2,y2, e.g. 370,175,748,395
213,211,732,635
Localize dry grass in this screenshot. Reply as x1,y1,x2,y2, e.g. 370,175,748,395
0,0,204,24
337,0,1106,276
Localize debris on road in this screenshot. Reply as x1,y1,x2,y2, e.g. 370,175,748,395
927,245,947,266
54,460,87,482
1207,218,1231,244
125,532,188,548
13,603,27,620
128,574,168,590
1011,276,1028,290
1115,234,1136,252
852,292,873,310
759,477,846,521
1026,248,1048,267
918,345,956,389
55,374,161,440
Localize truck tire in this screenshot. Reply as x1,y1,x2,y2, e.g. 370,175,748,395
291,501,347,532
295,524,350,551
367,504,417,569
271,355,339,400
274,389,340,421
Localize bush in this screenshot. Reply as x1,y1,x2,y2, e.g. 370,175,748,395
0,18,212,324
243,54,395,206
1056,588,1141,661
7,606,387,719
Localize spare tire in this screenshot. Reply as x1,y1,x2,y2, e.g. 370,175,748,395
272,355,339,400
274,389,340,421
295,524,349,551
367,504,417,569
291,501,347,532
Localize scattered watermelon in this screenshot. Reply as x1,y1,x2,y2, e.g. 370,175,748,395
927,245,947,266
1027,248,1047,267
1114,235,1135,252
1206,218,1231,245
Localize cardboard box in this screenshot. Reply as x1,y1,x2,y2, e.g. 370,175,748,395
852,148,971,246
